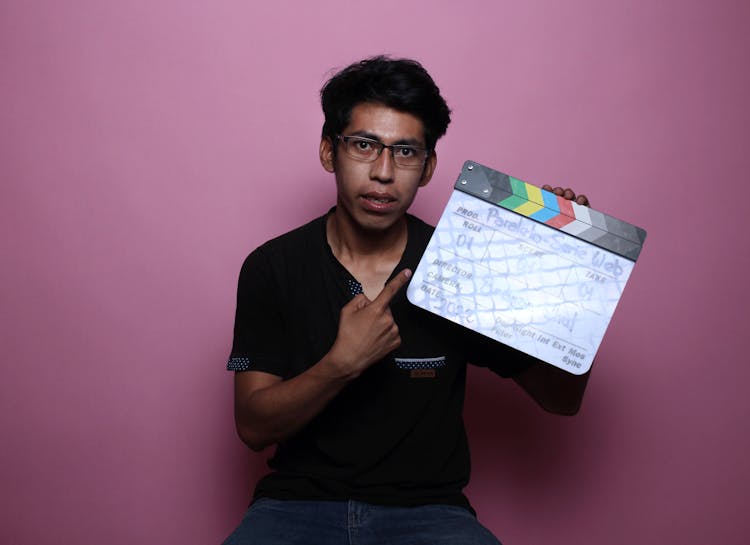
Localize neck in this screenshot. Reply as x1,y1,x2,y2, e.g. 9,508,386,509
326,208,408,264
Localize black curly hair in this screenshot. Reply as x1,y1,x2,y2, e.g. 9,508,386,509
320,56,451,152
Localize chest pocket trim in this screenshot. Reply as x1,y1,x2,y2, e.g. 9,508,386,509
394,357,446,370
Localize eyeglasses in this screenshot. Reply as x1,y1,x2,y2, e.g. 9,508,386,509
335,135,430,168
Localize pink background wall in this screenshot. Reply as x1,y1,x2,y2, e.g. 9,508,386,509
2,1,748,543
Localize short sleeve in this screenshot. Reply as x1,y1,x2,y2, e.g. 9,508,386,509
227,247,289,376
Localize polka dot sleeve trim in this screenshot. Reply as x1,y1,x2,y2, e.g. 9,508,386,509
227,357,251,371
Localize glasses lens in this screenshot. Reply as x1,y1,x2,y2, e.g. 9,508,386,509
391,145,426,167
343,137,381,161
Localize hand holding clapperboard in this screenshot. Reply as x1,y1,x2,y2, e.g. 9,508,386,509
407,161,646,375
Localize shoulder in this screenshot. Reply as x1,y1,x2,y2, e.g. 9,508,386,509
257,214,327,256
236,213,328,289
406,213,434,246
243,214,326,265
402,214,434,267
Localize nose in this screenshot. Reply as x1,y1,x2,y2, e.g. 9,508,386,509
369,147,395,183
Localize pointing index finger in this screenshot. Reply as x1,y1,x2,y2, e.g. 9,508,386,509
372,269,412,308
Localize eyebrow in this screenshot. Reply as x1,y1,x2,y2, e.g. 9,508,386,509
346,131,425,148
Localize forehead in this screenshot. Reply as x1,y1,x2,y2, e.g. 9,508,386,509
344,103,425,144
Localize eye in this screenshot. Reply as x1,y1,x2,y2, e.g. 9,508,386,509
354,139,374,151
395,146,416,158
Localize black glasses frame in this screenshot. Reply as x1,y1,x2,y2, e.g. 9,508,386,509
335,135,430,168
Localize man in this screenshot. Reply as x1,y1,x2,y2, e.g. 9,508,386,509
223,56,589,545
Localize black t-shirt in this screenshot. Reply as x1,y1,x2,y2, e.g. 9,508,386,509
228,211,527,510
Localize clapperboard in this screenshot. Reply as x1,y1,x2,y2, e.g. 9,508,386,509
406,161,646,375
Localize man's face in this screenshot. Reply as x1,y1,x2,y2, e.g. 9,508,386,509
320,102,436,233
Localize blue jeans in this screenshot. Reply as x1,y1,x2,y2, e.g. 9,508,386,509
222,498,502,545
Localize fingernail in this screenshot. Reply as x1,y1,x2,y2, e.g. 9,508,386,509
404,269,412,278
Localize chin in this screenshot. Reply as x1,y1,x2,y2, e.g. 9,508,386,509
357,214,401,233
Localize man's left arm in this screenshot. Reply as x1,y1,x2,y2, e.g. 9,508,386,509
513,184,591,415
475,344,590,416
512,362,590,415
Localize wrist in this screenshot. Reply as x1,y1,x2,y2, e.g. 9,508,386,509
316,350,360,382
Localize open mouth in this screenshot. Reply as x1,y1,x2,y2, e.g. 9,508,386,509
361,193,397,211
365,196,395,204
362,191,396,203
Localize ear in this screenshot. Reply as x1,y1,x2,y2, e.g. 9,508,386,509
320,137,335,173
418,152,437,187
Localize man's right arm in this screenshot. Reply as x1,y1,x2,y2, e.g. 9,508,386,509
233,269,412,451
233,364,350,452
